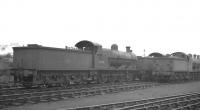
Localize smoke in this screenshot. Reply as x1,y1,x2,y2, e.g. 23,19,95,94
0,43,21,54
0,45,8,51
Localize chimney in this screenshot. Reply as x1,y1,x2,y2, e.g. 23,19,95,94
197,55,200,59
111,44,118,51
188,54,192,58
193,54,197,59
126,46,132,53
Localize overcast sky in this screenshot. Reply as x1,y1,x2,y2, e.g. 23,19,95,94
0,0,200,56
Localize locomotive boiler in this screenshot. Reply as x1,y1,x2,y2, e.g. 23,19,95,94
12,40,138,87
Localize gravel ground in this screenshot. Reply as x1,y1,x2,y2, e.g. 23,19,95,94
3,81,200,110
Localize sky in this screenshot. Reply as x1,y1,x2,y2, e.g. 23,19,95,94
0,0,200,56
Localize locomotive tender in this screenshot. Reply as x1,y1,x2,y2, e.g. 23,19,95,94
12,40,200,87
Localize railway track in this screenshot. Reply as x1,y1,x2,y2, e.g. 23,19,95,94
63,92,200,110
0,81,156,95
0,82,148,95
0,81,194,95
0,82,159,109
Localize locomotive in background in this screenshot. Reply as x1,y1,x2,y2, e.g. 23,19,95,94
137,52,200,82
12,40,200,87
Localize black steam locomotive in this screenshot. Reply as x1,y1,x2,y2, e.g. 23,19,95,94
12,40,200,87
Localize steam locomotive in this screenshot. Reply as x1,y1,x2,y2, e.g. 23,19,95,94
137,52,200,82
12,40,200,87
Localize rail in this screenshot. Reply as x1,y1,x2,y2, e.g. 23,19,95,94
63,92,200,110
0,82,159,109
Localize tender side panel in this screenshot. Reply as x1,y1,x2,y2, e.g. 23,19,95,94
173,60,188,71
137,58,153,71
13,49,38,69
38,49,93,70
152,59,173,72
138,58,189,72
